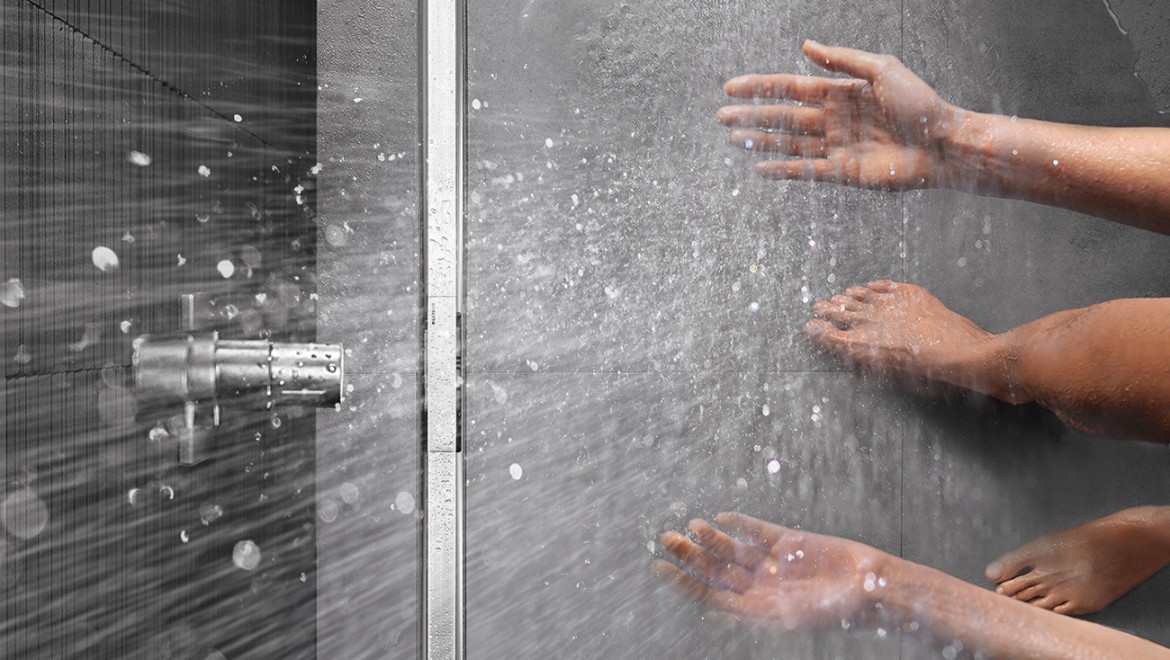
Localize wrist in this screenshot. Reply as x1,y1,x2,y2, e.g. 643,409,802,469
936,107,997,191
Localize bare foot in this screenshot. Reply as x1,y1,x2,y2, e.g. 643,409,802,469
804,281,1020,400
986,507,1170,615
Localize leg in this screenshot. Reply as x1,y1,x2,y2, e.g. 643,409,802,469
805,282,1170,443
986,506,1170,614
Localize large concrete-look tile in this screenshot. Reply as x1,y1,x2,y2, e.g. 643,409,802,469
465,372,905,659
467,0,904,375
899,3,1170,654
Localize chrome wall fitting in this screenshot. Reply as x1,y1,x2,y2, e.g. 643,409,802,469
133,294,344,466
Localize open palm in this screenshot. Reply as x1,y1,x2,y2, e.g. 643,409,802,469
653,512,888,631
717,41,957,190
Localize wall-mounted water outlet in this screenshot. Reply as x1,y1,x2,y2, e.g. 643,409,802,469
133,295,344,466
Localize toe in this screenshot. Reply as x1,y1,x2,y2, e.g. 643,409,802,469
865,280,899,293
996,571,1039,597
1029,594,1063,611
804,318,849,348
1015,583,1047,602
829,294,864,311
986,549,1034,583
1052,601,1076,615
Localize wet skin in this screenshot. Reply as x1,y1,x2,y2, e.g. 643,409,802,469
718,41,1170,621
656,513,1170,659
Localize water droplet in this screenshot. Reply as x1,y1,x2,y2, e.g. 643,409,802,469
180,530,190,543
92,246,120,272
2,489,49,539
544,137,554,148
159,485,175,500
233,114,243,123
319,499,340,523
199,503,224,525
1,279,25,308
198,165,212,177
232,540,262,571
766,459,780,474
1052,159,1060,167
217,260,235,278
761,404,770,416
471,98,482,110
394,491,415,515
509,463,523,480
128,150,152,166
748,301,760,314
339,482,360,504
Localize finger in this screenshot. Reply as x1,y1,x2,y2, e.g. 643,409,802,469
812,300,863,327
844,286,872,301
729,130,826,157
754,159,849,184
724,73,863,102
688,518,769,569
714,512,790,547
803,40,893,81
652,559,747,613
715,104,825,134
865,280,898,294
662,531,754,592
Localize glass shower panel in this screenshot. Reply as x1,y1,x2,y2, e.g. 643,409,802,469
317,0,423,657
0,2,422,658
465,1,905,658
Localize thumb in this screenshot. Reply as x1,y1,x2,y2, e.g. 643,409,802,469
803,40,889,80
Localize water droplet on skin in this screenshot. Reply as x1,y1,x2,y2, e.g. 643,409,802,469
1052,159,1059,167
545,137,554,148
761,404,770,416
471,98,482,110
509,463,523,480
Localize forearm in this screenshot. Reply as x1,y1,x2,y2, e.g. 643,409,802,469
944,112,1170,235
880,556,1170,659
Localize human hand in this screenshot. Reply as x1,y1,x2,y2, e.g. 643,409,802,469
653,512,891,631
717,41,959,190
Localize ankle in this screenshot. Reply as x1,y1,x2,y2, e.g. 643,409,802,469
1116,506,1170,557
942,332,1030,403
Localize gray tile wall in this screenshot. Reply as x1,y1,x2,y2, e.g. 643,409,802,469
465,1,1170,658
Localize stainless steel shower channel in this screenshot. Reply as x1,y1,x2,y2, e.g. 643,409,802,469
421,0,465,657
